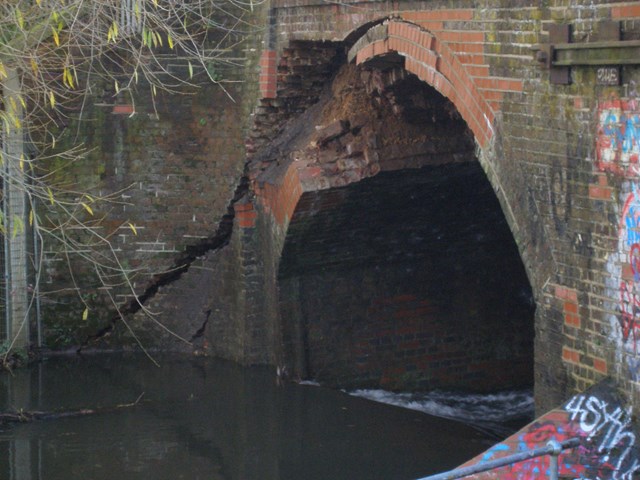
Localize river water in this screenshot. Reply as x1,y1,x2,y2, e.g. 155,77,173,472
0,354,531,480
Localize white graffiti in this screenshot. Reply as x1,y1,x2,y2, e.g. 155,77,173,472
565,394,640,479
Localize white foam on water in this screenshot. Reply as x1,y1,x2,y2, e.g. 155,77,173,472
347,388,534,438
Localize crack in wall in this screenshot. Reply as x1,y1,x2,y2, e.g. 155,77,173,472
78,175,250,350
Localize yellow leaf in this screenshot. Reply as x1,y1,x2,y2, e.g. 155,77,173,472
52,26,60,46
30,58,38,75
128,222,138,235
19,154,24,171
115,80,120,93
82,307,88,321
1,115,10,135
12,215,24,238
63,67,74,88
49,91,56,108
188,61,193,79
29,209,34,226
16,8,24,30
0,61,7,79
167,33,174,49
84,194,94,203
81,202,94,216
47,187,55,205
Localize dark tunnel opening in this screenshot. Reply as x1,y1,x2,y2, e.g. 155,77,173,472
278,163,535,392
267,57,535,393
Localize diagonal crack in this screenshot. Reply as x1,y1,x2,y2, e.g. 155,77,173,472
78,175,250,350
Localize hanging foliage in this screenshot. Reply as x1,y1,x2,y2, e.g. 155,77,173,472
0,0,264,357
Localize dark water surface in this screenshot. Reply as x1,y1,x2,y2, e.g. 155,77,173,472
0,354,497,480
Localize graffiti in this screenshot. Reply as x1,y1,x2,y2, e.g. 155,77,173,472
622,184,640,246
597,97,640,177
478,415,585,479
619,280,640,346
565,394,640,479
617,187,640,348
474,392,640,480
511,420,586,478
597,93,640,382
606,177,640,380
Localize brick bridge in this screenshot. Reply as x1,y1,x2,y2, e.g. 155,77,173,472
33,1,640,418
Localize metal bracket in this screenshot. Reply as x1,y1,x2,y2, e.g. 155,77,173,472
534,22,640,85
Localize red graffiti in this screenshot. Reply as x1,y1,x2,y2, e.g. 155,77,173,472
507,421,586,479
616,189,640,349
596,98,640,177
478,418,586,479
619,281,640,349
630,243,640,282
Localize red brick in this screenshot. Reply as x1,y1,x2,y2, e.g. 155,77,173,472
622,263,634,281
597,174,608,186
234,203,254,213
236,210,257,228
112,104,134,115
417,21,444,32
612,5,640,18
593,357,608,374
564,313,581,328
589,184,613,200
555,286,578,302
562,346,581,364
563,301,578,314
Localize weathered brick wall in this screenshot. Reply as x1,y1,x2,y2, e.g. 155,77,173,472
241,0,640,413
37,12,266,348
33,0,640,420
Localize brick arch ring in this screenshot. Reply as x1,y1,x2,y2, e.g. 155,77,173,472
348,19,512,149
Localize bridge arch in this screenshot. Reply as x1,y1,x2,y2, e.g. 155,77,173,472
348,20,496,148
250,23,539,392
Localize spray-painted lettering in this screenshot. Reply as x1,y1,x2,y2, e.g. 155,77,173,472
597,98,640,177
565,394,640,479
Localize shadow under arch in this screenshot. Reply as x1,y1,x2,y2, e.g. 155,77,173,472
258,53,536,392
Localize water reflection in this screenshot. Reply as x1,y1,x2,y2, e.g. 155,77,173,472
1,354,496,480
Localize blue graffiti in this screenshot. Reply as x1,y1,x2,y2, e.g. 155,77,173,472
625,185,640,247
622,114,640,154
603,111,622,151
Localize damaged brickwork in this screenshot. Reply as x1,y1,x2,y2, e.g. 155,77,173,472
30,0,640,423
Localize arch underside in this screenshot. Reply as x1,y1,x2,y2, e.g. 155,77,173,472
256,59,535,392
